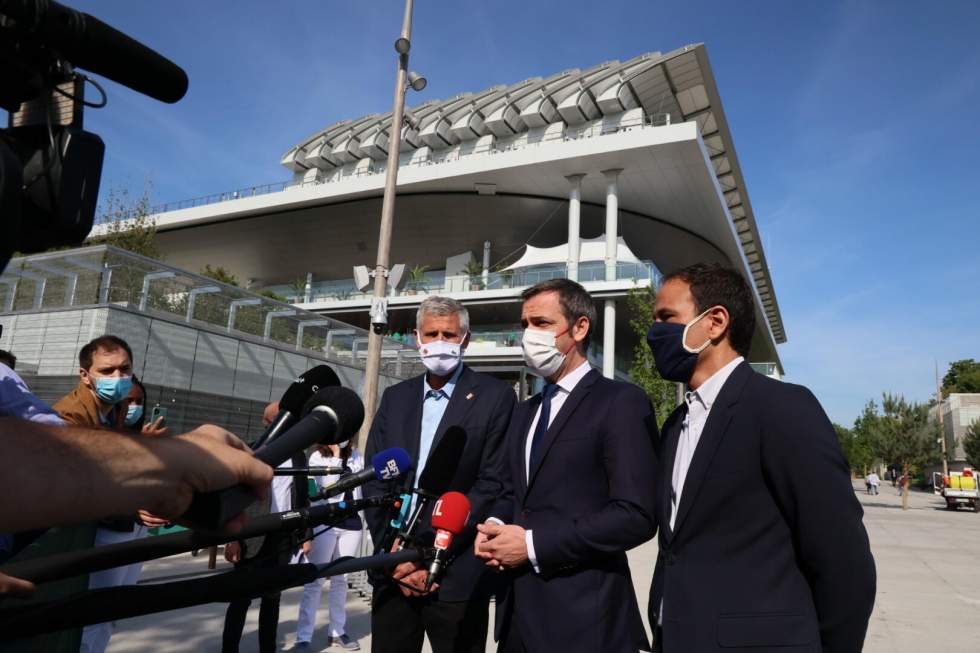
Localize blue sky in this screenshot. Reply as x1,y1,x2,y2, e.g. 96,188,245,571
33,0,980,425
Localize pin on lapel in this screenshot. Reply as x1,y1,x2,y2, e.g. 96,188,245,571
466,392,475,401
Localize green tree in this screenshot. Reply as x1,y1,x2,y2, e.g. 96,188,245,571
834,422,876,475
625,285,677,427
200,265,240,287
963,419,980,468
864,393,941,510
942,359,980,396
88,186,161,259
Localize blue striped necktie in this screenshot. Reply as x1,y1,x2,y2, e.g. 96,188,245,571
529,383,559,473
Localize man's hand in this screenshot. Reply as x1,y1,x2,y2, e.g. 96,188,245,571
263,402,280,427
476,522,529,569
302,540,312,556
392,562,437,597
151,424,273,531
224,541,242,563
0,571,35,599
141,417,169,437
137,509,170,528
474,523,497,564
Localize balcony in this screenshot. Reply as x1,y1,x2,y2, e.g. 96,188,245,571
266,260,662,306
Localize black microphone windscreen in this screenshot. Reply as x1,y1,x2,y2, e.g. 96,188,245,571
279,365,342,414
303,386,365,440
418,426,468,495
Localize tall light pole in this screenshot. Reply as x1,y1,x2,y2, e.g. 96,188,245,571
936,361,949,477
358,0,426,448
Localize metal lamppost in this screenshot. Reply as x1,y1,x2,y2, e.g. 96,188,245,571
358,0,426,448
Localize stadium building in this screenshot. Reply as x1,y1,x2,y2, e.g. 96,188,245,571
107,44,786,394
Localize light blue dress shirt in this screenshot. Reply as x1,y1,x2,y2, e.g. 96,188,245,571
416,363,464,486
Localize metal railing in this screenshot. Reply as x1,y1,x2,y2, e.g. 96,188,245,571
131,111,674,220
0,245,420,376
263,260,661,306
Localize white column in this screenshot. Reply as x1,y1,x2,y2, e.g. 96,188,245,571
565,174,585,281
602,299,616,379
602,168,622,281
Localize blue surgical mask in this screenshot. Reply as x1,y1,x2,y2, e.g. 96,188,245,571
125,404,144,426
94,375,134,405
645,308,713,383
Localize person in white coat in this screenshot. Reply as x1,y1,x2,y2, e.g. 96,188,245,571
293,442,365,651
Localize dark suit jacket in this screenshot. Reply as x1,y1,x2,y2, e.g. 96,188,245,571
364,364,516,602
490,368,659,653
650,361,876,653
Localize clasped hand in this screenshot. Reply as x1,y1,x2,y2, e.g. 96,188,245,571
474,522,528,570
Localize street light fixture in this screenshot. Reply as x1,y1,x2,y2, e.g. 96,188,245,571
407,71,427,92
394,37,411,55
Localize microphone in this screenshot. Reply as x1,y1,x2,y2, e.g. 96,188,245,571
313,448,412,500
0,0,189,103
398,426,468,546
181,386,364,530
273,466,344,476
425,491,470,591
0,495,401,585
0,548,427,637
252,365,342,450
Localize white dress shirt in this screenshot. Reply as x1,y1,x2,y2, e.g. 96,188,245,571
669,355,743,531
524,360,593,572
660,356,742,624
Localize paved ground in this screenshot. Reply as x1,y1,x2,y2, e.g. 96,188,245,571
104,481,980,651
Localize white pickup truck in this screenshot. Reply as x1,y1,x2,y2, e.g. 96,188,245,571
933,469,980,512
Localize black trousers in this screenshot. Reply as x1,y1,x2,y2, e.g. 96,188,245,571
221,534,292,653
370,583,489,653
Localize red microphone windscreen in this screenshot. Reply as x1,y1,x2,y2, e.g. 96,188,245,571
431,491,470,535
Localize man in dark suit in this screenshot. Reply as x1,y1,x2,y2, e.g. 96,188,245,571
645,263,876,652
364,296,516,653
475,279,659,653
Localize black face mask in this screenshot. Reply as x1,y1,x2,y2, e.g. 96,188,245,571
645,308,713,383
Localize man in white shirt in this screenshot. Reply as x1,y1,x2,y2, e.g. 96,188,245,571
645,263,875,653
476,279,659,653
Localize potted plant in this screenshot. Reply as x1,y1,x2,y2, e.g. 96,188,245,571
494,262,515,289
463,259,485,291
405,264,429,295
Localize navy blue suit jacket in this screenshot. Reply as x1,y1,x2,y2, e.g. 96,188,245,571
650,361,876,652
363,365,516,602
490,368,659,653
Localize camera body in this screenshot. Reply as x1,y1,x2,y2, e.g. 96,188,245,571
0,0,188,273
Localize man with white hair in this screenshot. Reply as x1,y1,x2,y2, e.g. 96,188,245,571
364,296,516,653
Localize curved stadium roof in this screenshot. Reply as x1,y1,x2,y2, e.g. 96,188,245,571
281,44,785,343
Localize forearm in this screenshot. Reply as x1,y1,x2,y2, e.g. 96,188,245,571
0,418,183,531
0,418,271,533
530,500,656,567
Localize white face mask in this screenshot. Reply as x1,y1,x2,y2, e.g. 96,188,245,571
417,336,463,377
521,328,570,379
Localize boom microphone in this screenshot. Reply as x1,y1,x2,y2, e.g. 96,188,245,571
0,495,400,585
252,365,342,450
425,491,470,591
0,0,189,104
182,386,365,530
0,549,426,637
313,448,412,500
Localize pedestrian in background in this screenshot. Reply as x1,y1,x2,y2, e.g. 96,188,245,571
292,441,364,651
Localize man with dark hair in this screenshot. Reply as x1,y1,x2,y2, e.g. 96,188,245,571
0,350,16,371
646,263,876,652
56,335,135,429
476,278,658,653
53,335,148,653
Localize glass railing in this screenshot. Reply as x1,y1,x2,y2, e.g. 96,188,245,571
275,260,661,305
467,330,523,348
0,245,420,376
135,111,674,220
